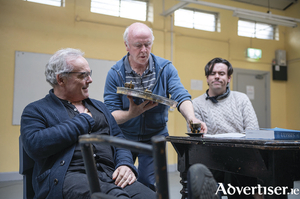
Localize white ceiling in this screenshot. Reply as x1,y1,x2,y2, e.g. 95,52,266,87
231,0,298,11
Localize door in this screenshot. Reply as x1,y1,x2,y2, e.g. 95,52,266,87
233,68,270,128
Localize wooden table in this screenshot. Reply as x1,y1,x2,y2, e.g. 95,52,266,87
166,136,300,199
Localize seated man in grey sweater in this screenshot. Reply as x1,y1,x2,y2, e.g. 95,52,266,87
191,57,262,199
193,57,259,135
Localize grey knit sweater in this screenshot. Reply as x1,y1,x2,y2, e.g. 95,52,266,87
192,91,259,135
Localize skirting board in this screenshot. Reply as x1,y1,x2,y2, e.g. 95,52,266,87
0,172,22,182
167,163,177,172
0,164,178,182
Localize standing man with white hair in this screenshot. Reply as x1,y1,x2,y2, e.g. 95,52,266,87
104,22,207,190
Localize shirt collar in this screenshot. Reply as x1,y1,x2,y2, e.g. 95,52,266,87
124,53,154,73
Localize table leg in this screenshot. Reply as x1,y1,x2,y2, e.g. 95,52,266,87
179,171,188,199
260,150,297,199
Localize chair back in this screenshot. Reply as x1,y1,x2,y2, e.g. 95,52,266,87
19,136,35,199
79,134,170,199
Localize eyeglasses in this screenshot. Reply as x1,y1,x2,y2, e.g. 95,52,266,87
63,70,92,80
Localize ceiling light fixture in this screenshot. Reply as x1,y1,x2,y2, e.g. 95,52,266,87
166,0,300,28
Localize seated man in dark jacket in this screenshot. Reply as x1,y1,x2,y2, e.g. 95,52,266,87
20,48,156,199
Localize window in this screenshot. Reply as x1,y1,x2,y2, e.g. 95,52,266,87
238,19,275,40
91,0,148,21
24,0,64,7
175,9,217,32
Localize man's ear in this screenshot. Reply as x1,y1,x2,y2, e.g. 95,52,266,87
227,75,232,83
56,74,65,86
125,41,129,52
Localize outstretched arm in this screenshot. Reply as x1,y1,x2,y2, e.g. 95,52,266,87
179,100,207,133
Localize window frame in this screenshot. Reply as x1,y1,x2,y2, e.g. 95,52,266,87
24,0,65,7
90,0,149,22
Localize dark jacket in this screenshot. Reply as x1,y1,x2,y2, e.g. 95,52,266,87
20,90,136,199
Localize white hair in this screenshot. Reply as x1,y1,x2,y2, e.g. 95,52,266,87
45,48,84,87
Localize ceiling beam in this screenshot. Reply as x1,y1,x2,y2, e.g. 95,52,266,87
161,2,190,16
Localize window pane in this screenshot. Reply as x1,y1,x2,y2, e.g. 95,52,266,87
256,23,274,39
194,12,215,31
238,20,255,37
91,0,120,17
238,19,274,40
174,9,194,28
25,0,63,7
175,9,216,32
120,0,147,21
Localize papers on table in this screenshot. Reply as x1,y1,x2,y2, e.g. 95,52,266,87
204,133,246,138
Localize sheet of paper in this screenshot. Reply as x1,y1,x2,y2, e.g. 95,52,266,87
204,133,246,138
246,85,255,100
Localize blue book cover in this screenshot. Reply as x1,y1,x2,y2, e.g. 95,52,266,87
263,127,300,140
246,127,300,140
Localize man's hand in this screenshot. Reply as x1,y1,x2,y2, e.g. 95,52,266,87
179,100,207,133
127,96,158,118
111,96,158,124
112,165,136,188
189,118,207,133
